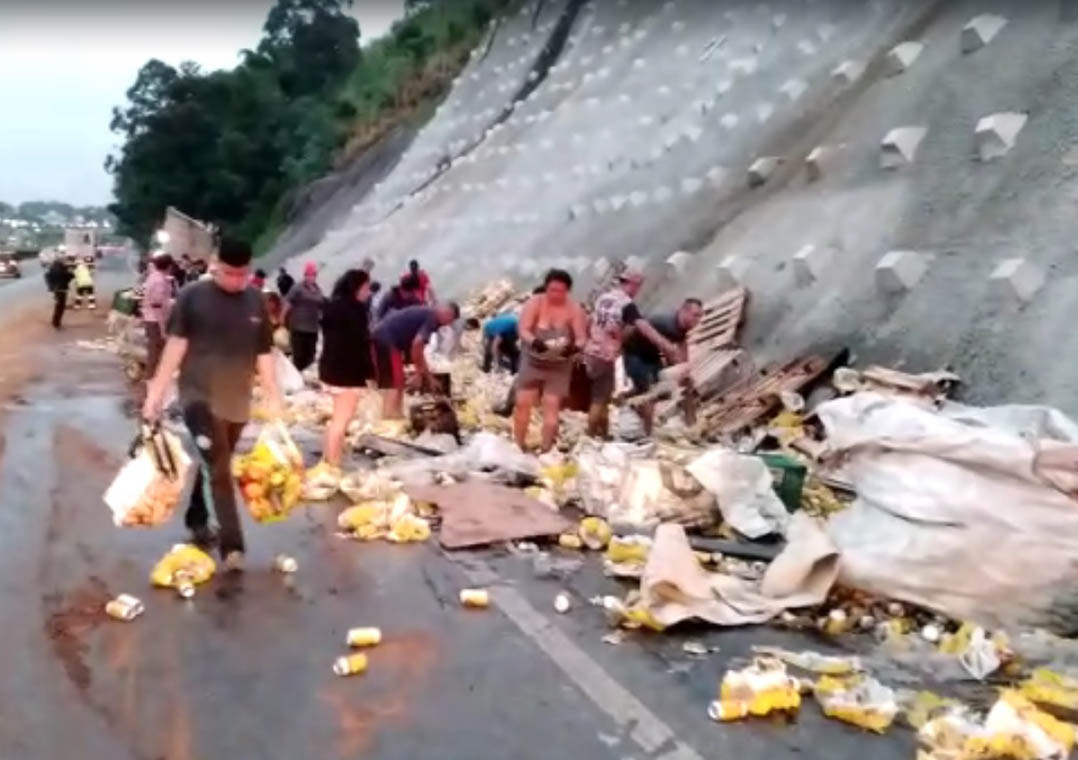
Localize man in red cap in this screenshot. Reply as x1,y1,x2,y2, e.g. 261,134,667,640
281,261,325,371
582,269,682,438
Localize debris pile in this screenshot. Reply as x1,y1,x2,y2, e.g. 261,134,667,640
101,274,1078,753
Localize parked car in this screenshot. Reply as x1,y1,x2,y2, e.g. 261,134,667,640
0,254,21,279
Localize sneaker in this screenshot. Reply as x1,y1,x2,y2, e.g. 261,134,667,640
223,550,245,574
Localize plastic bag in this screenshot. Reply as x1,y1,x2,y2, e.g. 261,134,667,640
150,543,216,588
814,674,898,733
233,421,304,523
339,470,401,504
753,647,863,675
274,348,305,395
104,424,192,527
708,657,802,722
613,459,717,530
337,493,430,543
920,692,1075,760
302,462,341,501
612,406,646,442
686,448,790,539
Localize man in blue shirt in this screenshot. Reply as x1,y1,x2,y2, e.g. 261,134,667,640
482,313,520,373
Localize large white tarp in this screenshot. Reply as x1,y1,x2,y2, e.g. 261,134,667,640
818,392,1078,629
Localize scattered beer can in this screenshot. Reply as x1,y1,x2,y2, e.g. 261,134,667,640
346,627,383,647
558,533,583,550
274,554,298,574
173,570,195,599
333,652,369,677
459,588,490,608
105,594,145,621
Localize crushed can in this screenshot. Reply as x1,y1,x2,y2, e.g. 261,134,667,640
333,652,369,677
558,533,583,550
346,627,383,648
173,570,195,599
105,594,145,621
460,588,490,608
274,554,298,574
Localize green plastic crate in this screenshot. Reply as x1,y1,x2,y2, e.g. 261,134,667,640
757,453,806,513
111,289,138,316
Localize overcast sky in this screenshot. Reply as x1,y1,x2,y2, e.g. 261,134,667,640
0,1,404,207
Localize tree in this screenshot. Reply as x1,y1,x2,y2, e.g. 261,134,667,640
258,0,360,97
106,0,360,247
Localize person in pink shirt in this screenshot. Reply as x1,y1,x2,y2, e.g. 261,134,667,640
142,254,176,376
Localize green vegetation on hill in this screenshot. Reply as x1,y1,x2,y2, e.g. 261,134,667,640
107,0,507,252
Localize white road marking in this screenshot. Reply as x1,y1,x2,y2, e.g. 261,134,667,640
458,560,705,760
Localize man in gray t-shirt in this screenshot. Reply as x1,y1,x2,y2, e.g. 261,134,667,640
371,303,460,418
143,239,283,571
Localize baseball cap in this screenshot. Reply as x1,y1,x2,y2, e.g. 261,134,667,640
619,269,645,285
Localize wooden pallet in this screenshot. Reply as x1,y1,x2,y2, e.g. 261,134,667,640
687,288,748,360
694,355,828,437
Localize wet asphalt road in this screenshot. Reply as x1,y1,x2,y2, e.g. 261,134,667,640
0,281,914,760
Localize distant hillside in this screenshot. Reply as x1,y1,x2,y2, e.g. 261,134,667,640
106,0,507,252
0,201,116,249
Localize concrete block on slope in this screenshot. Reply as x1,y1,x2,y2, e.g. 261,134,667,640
875,251,928,294
962,14,1008,53
831,60,865,85
717,256,751,289
989,258,1044,302
666,251,693,275
805,145,843,181
779,79,807,102
729,57,758,76
748,156,781,187
681,177,704,195
975,112,1028,161
793,244,831,286
880,126,928,169
706,167,728,187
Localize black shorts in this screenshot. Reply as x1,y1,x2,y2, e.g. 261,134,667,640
373,339,405,390
624,353,661,396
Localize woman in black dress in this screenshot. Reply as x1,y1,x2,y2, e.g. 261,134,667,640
309,269,374,481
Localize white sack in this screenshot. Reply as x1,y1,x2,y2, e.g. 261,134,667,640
818,392,1078,629
640,516,838,627
686,448,790,538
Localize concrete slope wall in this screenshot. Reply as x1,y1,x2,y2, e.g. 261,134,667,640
293,0,1078,407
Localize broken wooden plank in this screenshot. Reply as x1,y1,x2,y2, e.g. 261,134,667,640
694,355,828,436
687,287,748,358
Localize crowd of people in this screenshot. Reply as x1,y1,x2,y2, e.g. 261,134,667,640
499,267,702,451
127,238,698,572
135,243,460,571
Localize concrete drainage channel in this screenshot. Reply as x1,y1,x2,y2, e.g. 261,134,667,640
404,0,588,215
